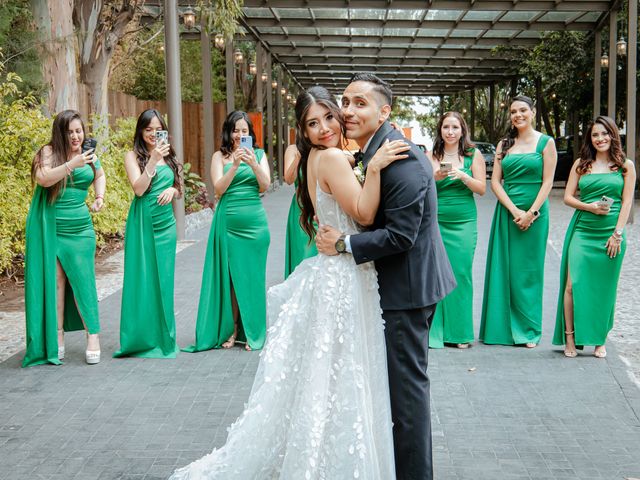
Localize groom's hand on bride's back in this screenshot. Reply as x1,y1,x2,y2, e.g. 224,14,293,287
316,225,341,256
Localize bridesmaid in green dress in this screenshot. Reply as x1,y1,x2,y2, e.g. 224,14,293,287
553,116,635,358
428,112,486,349
184,111,271,352
114,109,182,358
480,96,557,347
24,110,105,367
284,144,317,278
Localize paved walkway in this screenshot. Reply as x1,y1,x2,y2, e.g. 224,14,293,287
1,185,639,480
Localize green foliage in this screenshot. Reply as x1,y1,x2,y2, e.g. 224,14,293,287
198,0,244,39
0,0,43,98
182,162,206,212
111,26,226,103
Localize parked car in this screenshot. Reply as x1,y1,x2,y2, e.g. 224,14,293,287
473,141,496,178
555,136,575,183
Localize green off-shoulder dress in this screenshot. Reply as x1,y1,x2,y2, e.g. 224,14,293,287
184,149,270,352
430,151,477,348
114,165,179,358
284,177,317,279
552,170,626,347
480,134,551,345
23,160,102,367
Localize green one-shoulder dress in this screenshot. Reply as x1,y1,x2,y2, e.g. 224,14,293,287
23,160,102,367
430,151,477,348
114,165,179,358
284,177,317,279
184,149,270,352
552,170,626,347
480,134,551,345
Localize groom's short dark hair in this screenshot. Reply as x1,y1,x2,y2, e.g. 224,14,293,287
348,73,393,108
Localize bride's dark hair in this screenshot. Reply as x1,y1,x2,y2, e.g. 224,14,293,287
295,86,345,241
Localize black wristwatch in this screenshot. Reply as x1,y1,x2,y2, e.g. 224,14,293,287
530,209,540,218
335,235,347,254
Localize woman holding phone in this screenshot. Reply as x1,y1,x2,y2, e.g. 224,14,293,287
284,143,317,278
480,95,557,348
114,109,182,359
23,110,105,367
185,110,271,352
552,116,635,358
427,112,486,349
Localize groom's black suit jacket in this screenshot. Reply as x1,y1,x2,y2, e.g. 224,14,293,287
350,121,456,311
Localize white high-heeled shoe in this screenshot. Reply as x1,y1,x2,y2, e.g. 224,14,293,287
58,346,65,360
85,350,100,365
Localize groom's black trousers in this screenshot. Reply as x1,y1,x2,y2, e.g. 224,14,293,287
383,305,436,480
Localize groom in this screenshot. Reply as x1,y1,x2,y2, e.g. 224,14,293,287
316,73,456,480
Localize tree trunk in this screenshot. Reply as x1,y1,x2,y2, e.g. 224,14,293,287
30,0,78,116
540,98,554,137
74,0,138,136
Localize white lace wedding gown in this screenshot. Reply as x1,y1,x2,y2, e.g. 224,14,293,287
169,185,395,480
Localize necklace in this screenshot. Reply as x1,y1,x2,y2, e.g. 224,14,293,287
443,150,459,158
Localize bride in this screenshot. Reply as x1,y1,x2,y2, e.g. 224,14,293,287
170,86,410,479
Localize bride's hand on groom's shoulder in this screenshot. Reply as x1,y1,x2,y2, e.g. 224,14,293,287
369,139,410,173
316,224,341,256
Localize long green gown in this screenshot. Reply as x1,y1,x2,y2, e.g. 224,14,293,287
114,165,179,358
284,178,317,279
552,170,626,347
480,134,551,345
23,160,102,367
429,151,477,348
184,149,270,352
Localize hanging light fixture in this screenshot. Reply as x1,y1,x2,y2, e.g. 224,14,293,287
261,72,268,83
499,101,506,108
600,52,609,68
281,87,287,96
462,108,467,114
214,34,225,50
249,62,257,75
551,92,557,100
182,5,196,29
616,37,627,56
286,94,292,101
234,48,243,64
271,80,278,89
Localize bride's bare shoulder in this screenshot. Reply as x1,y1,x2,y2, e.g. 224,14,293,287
315,147,352,167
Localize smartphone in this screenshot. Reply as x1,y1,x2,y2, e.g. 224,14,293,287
599,195,614,208
155,130,169,145
240,135,253,150
82,138,97,153
440,161,452,172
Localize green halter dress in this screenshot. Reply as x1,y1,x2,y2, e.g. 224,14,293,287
23,160,102,367
184,149,270,352
430,151,477,348
114,165,179,358
284,176,317,279
552,169,627,347
480,134,551,345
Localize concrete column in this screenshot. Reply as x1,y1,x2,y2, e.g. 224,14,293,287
489,84,495,142
265,53,274,171
535,77,542,128
626,0,637,165
200,17,214,201
439,95,444,117
470,89,476,140
594,30,602,118
226,40,235,114
276,69,284,184
510,77,518,98
256,43,264,113
608,11,617,119
164,0,185,239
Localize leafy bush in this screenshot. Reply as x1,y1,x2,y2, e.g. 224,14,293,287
183,161,206,212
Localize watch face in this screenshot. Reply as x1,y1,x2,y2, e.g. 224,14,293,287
336,239,346,253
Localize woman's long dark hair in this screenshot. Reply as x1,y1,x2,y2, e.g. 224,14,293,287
31,110,93,203
497,95,535,162
432,111,475,162
576,115,627,175
133,109,182,193
294,86,345,241
220,110,259,156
